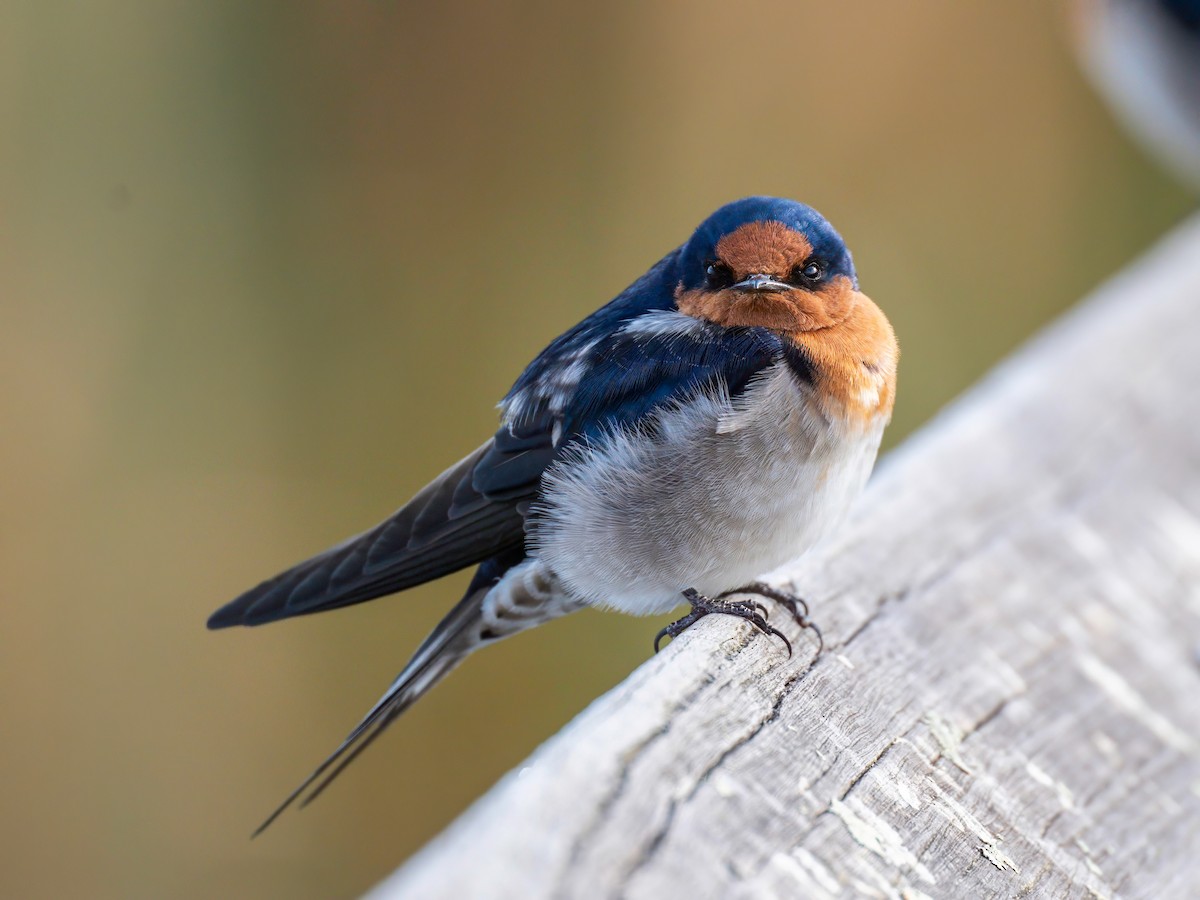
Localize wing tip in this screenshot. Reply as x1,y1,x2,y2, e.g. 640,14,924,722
206,601,244,630
207,589,283,629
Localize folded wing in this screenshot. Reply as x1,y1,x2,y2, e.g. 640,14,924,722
207,427,553,629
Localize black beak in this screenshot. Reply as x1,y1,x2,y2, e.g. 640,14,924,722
732,273,793,292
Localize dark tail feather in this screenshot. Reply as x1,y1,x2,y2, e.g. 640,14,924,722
250,582,490,838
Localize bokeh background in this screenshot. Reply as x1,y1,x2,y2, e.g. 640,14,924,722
1,2,1193,897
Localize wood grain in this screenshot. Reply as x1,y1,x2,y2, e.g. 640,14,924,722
369,216,1200,900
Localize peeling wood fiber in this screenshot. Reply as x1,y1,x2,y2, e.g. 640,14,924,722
370,217,1200,900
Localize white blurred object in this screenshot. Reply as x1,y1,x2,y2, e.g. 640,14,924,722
1076,0,1200,187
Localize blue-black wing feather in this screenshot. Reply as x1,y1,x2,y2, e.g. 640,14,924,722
558,324,787,446
501,248,791,447
207,440,539,628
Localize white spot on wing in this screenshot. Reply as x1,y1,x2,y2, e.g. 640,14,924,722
547,356,590,414
499,339,598,436
617,309,713,340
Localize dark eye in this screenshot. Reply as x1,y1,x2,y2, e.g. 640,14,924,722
793,261,823,283
705,261,733,289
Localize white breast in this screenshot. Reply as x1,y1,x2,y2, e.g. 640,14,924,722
529,362,887,616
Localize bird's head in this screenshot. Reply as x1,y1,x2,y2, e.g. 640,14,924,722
675,197,859,333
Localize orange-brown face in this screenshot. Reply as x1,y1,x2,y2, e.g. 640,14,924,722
674,220,857,333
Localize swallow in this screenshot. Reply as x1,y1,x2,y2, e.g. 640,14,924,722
1074,0,1200,187
209,196,898,833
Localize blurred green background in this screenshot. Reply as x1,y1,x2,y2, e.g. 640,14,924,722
0,2,1192,898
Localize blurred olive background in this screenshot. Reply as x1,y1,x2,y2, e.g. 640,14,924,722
0,2,1193,898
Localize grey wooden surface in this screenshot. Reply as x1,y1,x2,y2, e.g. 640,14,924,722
369,216,1200,900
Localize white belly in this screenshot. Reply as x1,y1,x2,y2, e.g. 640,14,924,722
529,363,887,615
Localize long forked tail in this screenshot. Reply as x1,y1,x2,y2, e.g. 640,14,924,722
252,555,580,837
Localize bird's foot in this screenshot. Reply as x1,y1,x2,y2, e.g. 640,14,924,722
718,581,824,656
654,587,791,655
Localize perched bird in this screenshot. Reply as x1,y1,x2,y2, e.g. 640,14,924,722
209,196,898,833
1074,0,1200,187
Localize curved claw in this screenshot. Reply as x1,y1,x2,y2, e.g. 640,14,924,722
806,619,825,657
653,606,702,652
654,588,792,655
653,622,674,653
759,620,792,657
718,582,821,656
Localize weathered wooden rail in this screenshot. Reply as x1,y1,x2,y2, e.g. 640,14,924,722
369,215,1200,899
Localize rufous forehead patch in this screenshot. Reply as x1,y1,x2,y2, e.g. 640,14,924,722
715,221,814,278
